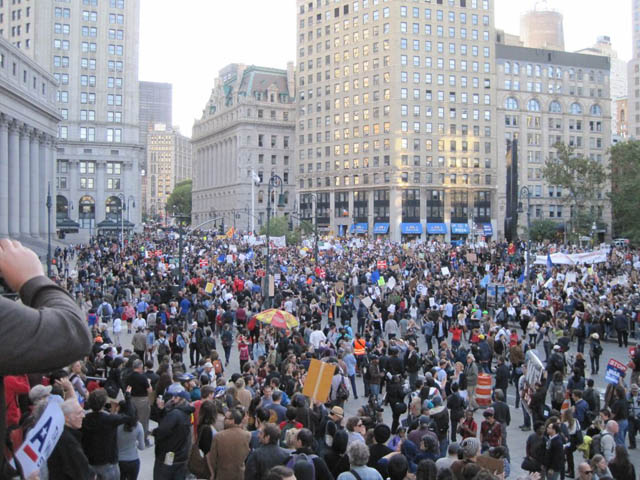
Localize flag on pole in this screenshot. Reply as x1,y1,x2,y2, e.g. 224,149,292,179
546,253,553,279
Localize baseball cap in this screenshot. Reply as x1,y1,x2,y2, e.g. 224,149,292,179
204,362,213,369
29,384,52,403
483,407,495,417
175,391,191,402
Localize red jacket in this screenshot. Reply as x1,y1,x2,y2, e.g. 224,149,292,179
4,375,30,427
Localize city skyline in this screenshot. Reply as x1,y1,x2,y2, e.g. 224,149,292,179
139,0,632,135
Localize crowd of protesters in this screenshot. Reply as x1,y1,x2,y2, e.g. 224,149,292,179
4,228,640,480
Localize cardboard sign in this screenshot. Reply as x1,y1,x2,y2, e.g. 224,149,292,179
441,267,450,277
303,359,337,403
466,253,477,263
377,260,387,270
205,282,214,294
361,296,373,309
605,358,627,385
386,276,396,290
199,259,209,268
15,395,64,478
256,269,266,278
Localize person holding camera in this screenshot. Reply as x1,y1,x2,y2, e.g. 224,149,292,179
0,239,91,476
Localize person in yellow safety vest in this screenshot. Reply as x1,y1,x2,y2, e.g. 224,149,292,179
353,333,367,375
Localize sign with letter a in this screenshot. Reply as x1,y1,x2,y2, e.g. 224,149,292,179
15,395,65,477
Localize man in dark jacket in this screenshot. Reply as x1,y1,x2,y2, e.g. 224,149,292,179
245,423,291,480
48,398,95,480
614,310,629,347
153,391,194,479
544,422,565,480
290,428,334,480
494,357,510,397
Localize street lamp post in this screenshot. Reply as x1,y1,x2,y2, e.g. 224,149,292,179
518,186,532,299
117,193,125,252
264,173,285,308
591,221,597,247
46,182,52,278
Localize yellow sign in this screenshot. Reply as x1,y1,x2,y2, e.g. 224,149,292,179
205,282,214,294
302,359,336,403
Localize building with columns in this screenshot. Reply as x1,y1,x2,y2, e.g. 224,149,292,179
192,63,296,232
0,0,143,235
146,124,192,221
0,36,60,239
295,0,498,242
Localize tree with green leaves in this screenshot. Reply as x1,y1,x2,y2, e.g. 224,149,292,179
528,219,560,242
166,179,192,224
609,140,640,244
542,143,607,236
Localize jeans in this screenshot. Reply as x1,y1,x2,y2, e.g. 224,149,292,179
92,463,120,480
617,329,629,348
223,345,231,364
522,404,531,428
153,460,188,480
615,418,628,446
439,438,449,458
629,416,638,448
590,355,600,374
348,374,358,399
369,384,380,400
131,396,151,442
189,344,199,366
119,459,140,480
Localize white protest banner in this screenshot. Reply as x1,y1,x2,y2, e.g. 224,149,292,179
441,266,450,277
14,395,64,478
361,296,373,309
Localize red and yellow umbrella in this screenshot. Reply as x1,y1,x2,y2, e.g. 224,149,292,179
254,308,299,329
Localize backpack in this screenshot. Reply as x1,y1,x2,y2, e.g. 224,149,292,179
336,375,350,402
212,359,223,375
589,432,612,459
177,334,186,350
196,309,207,324
157,339,170,357
280,422,298,447
551,383,565,405
286,453,317,480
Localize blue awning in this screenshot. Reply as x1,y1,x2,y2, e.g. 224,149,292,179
482,223,493,236
349,224,355,233
401,223,423,235
373,223,389,234
427,223,447,234
353,223,368,234
451,223,470,234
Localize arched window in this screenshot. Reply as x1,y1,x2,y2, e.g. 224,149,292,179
513,62,519,75
105,196,122,221
258,191,264,204
504,61,511,74
570,102,583,115
527,99,541,112
590,104,602,116
505,97,518,110
56,195,69,220
79,195,95,229
549,101,562,113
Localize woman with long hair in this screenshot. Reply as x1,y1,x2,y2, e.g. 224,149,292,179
590,454,612,480
607,445,636,480
196,400,218,456
116,401,144,480
561,407,580,478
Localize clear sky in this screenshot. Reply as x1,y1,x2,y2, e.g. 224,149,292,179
139,0,631,137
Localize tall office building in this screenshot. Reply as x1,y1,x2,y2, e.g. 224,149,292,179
496,43,612,241
139,81,172,217
295,0,498,242
629,0,640,138
192,63,296,232
139,81,172,147
0,0,143,235
146,124,191,221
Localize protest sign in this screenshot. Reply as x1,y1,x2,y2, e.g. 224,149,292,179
302,359,336,403
605,359,627,385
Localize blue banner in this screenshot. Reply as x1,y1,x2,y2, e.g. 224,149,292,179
401,223,423,235
426,223,447,234
373,223,389,234
451,223,470,234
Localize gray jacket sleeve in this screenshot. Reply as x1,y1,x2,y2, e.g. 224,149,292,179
0,276,92,375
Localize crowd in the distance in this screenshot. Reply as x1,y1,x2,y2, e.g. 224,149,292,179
5,229,640,480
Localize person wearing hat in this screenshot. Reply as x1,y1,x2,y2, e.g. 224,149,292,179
480,408,503,452
153,390,196,479
321,406,344,451
589,332,603,375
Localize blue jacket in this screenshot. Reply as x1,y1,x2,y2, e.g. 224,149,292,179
574,398,589,426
